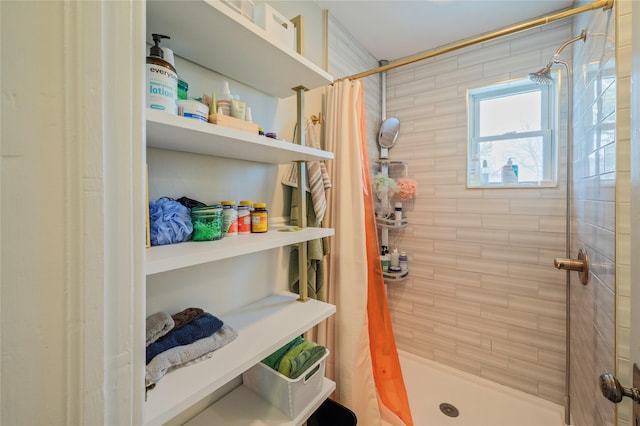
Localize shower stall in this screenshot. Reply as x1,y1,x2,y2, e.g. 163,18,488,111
344,0,621,424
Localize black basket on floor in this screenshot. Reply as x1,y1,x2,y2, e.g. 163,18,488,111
307,398,357,426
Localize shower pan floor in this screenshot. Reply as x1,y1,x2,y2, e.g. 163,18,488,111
398,350,565,426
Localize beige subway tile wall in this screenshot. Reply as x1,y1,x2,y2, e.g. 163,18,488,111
383,20,572,404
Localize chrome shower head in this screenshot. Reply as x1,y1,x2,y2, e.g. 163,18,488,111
529,64,554,85
528,29,587,85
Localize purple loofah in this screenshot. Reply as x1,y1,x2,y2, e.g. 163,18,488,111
149,197,193,245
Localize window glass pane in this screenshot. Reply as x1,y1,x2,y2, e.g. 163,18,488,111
478,90,542,136
478,136,544,183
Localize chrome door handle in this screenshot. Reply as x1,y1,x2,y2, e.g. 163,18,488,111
600,373,640,404
554,247,589,285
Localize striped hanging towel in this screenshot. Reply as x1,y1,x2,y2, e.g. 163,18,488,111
282,118,332,223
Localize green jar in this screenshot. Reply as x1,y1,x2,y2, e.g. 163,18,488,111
190,205,223,241
178,78,189,101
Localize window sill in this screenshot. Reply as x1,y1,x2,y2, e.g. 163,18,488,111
467,180,557,189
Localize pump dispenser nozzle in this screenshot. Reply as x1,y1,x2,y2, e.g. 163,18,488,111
150,34,171,59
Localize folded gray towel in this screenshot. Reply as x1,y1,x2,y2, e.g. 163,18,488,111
146,312,175,346
145,324,238,384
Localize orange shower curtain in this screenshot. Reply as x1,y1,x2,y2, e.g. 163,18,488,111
326,79,413,426
358,85,413,426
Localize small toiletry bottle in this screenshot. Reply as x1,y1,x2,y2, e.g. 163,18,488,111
237,204,251,235
221,201,238,236
501,158,517,184
177,79,188,101
394,202,403,225
216,81,232,116
469,153,480,186
390,248,400,268
481,160,489,185
380,246,390,272
231,95,246,120
208,89,216,115
251,203,268,233
399,251,408,273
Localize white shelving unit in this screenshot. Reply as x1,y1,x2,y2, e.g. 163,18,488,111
147,225,334,275
147,109,333,164
146,0,333,97
144,1,336,424
145,293,335,426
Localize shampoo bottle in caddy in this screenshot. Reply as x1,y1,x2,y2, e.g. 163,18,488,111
146,34,178,115
380,246,390,272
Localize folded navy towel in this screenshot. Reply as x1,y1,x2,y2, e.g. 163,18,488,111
146,312,223,364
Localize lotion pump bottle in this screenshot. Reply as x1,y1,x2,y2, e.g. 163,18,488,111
501,158,518,184
146,34,178,115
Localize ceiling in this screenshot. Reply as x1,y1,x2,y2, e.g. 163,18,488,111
313,0,574,61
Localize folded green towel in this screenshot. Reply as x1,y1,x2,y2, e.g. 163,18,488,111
277,340,317,377
289,345,327,379
262,336,304,370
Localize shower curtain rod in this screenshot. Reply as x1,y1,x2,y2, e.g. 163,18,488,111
336,0,613,82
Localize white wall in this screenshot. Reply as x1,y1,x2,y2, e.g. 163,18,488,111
1,3,69,422
1,1,146,424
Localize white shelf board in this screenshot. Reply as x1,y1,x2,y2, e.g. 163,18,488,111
146,226,334,276
144,292,336,426
146,0,334,98
185,379,336,426
146,109,333,163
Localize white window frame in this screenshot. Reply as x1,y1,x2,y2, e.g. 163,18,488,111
467,75,558,187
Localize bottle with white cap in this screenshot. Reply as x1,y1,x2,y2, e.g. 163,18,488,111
394,202,403,225
216,81,232,116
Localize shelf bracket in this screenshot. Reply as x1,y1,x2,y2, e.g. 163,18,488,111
293,86,309,302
